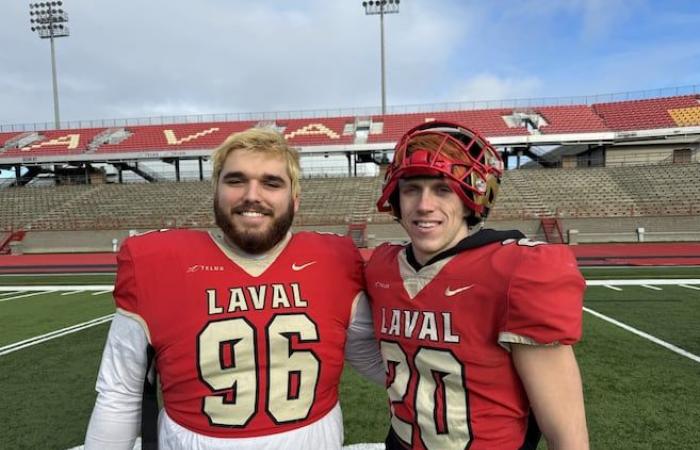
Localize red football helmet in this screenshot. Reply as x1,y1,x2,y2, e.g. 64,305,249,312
377,121,503,222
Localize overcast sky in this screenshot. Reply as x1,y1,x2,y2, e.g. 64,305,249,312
1,0,700,126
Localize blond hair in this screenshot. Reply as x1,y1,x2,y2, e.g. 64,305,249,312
211,128,301,197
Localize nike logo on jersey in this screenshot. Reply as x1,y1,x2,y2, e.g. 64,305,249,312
291,261,317,271
444,284,474,297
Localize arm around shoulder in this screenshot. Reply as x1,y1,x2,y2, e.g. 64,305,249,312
345,292,385,385
512,343,589,450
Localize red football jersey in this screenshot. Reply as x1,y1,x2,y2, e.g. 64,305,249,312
365,236,585,450
114,229,364,438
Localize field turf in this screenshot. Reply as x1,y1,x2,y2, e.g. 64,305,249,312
1,268,699,449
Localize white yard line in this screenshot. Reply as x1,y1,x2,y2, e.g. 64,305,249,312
0,286,113,302
0,285,113,292
0,286,116,356
583,307,700,364
0,291,52,303
680,284,700,291
603,284,623,291
0,314,114,356
641,284,663,291
92,290,113,296
586,279,700,286
1,279,698,362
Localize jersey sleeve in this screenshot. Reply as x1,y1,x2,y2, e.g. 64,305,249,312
345,236,366,292
325,234,366,324
113,238,153,342
500,244,585,349
114,238,138,314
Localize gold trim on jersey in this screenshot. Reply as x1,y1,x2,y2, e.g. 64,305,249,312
117,307,153,344
397,248,455,300
498,331,560,351
208,230,292,277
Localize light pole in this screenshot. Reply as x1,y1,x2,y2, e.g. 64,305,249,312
29,1,69,129
362,0,400,115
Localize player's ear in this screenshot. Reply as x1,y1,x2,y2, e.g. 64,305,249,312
293,193,300,214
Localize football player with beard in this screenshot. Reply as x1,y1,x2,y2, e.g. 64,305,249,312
85,128,384,450
365,122,588,450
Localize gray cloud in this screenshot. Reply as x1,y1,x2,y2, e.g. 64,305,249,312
1,0,699,126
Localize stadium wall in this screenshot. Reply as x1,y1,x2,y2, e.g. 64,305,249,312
606,144,699,166
12,215,700,256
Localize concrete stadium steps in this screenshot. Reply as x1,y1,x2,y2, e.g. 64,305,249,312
1,164,699,239
0,177,387,231
296,176,379,225
491,163,700,219
0,184,103,231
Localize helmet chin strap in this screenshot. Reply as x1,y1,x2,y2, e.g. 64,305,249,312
446,179,484,214
468,220,484,235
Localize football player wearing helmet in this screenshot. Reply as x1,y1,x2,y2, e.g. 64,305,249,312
85,128,384,450
366,121,588,450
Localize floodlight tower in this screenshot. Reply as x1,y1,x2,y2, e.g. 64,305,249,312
29,1,69,129
362,0,400,115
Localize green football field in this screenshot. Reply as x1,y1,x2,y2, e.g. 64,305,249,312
1,267,699,449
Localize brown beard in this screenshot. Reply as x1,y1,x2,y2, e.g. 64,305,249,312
214,197,295,254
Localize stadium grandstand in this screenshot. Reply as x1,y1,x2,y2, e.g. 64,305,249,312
1,86,699,254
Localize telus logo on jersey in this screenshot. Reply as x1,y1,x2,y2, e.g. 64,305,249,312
205,283,309,315
380,308,460,343
187,264,225,273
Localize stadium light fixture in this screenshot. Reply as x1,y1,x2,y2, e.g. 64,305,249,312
362,0,400,115
28,0,69,129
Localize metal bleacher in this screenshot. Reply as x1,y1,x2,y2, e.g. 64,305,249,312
2,164,698,240
490,163,700,219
